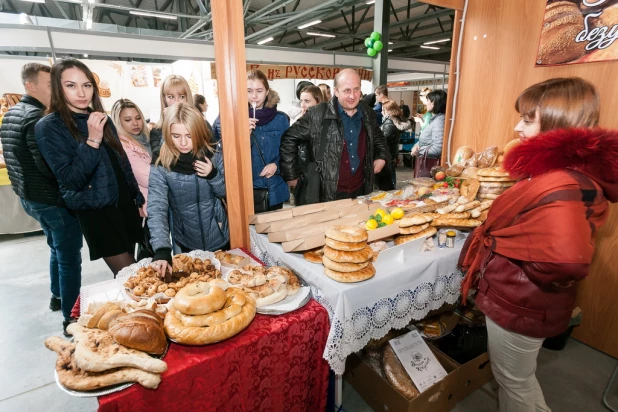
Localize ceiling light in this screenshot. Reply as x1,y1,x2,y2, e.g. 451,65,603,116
20,0,45,3
366,0,376,4
307,31,336,38
257,37,274,45
420,45,440,50
130,10,178,20
83,54,88,57
388,42,393,45
63,0,83,3
298,20,321,30
388,49,393,52
423,38,450,45
19,13,33,24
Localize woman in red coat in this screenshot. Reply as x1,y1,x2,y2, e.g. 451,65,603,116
459,77,618,411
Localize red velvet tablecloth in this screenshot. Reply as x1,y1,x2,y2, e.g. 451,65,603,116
97,299,330,412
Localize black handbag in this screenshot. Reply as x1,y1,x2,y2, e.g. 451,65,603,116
295,120,331,206
251,133,272,214
135,217,154,261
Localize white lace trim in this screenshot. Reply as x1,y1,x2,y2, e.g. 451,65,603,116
251,241,463,375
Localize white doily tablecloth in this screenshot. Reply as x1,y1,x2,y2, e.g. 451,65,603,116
250,226,464,375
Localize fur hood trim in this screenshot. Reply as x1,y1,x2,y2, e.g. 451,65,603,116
503,128,618,202
264,89,280,108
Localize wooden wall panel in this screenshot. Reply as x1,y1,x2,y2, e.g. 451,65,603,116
449,0,618,358
419,0,465,11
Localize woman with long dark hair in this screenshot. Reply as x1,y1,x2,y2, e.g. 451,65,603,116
411,89,446,177
36,58,144,278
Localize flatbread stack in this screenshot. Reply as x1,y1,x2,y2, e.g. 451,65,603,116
396,214,438,245
322,225,375,283
477,166,517,200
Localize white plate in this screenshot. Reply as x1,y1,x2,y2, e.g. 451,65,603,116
222,266,312,315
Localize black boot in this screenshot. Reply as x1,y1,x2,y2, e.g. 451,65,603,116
49,296,61,312
63,318,77,337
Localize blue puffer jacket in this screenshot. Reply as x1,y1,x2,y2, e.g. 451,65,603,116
147,148,229,255
213,90,290,207
35,111,144,211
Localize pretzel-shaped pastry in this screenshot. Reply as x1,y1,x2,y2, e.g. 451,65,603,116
173,282,226,315
175,289,246,327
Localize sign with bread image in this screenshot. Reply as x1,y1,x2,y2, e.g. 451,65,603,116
536,0,618,65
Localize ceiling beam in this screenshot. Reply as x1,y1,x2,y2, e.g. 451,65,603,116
244,0,297,24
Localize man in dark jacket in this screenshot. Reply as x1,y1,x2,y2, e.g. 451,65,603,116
280,68,389,203
0,63,82,332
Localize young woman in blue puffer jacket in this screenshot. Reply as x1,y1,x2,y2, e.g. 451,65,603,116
212,69,290,211
36,58,144,277
148,103,229,277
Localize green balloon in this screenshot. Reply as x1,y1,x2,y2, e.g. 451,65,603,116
369,39,375,48
367,48,377,57
373,40,384,51
364,37,372,48
370,32,381,41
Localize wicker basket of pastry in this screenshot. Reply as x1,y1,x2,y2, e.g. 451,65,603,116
123,254,222,303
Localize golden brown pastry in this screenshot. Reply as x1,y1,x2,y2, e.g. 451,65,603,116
383,345,420,400
322,255,370,272
303,248,324,264
537,1,587,64
399,223,430,235
324,237,367,251
324,263,375,283
431,218,483,228
460,178,480,201
325,225,368,243
108,310,167,355
394,227,437,245
323,245,373,264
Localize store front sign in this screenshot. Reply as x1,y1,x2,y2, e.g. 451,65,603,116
211,64,373,81
536,0,618,65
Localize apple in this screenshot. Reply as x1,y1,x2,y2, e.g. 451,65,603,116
435,171,446,181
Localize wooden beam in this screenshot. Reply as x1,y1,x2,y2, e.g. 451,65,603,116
442,9,462,166
211,0,253,249
418,0,464,11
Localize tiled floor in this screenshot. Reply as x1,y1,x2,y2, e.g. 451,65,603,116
1,165,616,411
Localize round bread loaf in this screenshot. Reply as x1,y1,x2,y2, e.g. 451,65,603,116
324,263,376,283
399,223,429,235
394,227,437,246
324,237,367,251
452,146,475,164
503,138,522,154
398,214,433,228
383,345,420,400
303,248,324,264
109,310,167,355
323,245,373,263
477,166,510,177
325,225,368,243
460,178,480,201
480,181,515,188
322,255,370,272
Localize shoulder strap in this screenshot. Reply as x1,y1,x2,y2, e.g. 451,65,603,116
251,131,267,167
315,110,332,171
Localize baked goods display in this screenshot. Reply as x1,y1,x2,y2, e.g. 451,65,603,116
323,225,375,283
123,255,221,300
477,166,516,201
214,251,250,268
45,321,168,392
303,247,324,264
164,280,257,345
228,265,301,307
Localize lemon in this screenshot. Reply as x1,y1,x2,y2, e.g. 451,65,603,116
391,208,404,220
382,214,395,225
375,209,388,219
365,219,378,230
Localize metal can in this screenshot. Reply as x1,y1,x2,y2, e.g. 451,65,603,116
446,234,456,248
438,232,447,248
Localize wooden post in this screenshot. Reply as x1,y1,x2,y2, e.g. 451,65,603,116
211,0,254,248
442,9,462,166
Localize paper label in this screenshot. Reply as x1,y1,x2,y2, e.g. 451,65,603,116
389,329,447,392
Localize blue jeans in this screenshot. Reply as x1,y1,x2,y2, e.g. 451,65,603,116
20,199,83,320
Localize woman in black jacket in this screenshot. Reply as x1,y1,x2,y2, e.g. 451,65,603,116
36,59,144,277
380,100,411,188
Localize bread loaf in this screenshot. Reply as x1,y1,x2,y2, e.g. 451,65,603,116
383,345,420,400
431,218,483,228
394,227,437,245
109,310,167,355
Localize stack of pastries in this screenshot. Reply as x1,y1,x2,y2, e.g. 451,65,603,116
322,225,375,282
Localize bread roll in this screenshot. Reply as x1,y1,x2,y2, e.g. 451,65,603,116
398,214,434,227
452,146,474,164
394,227,437,245
109,310,167,355
431,218,483,228
322,255,370,273
323,245,373,263
324,263,376,283
460,178,480,201
503,138,522,154
303,248,324,264
399,223,429,235
477,166,510,177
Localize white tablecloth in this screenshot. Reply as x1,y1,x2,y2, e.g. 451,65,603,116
250,226,464,375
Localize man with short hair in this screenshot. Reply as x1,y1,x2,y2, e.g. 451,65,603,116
0,63,82,336
374,84,389,126
280,68,389,204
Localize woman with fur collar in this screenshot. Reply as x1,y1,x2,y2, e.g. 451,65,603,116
459,77,618,411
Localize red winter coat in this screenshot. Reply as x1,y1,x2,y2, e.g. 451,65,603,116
460,128,618,338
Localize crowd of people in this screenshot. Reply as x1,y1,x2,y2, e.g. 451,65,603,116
1,58,616,412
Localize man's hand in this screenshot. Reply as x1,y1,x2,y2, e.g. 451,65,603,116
287,179,299,189
373,159,386,174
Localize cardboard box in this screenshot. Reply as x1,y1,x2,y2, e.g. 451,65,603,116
249,199,355,224
344,348,460,412
428,344,493,402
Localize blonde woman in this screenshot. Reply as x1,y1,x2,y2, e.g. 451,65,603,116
150,74,194,160
111,99,151,211
148,103,228,277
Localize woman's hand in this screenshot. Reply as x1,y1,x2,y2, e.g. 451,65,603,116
260,163,277,178
411,146,419,156
194,158,214,177
138,207,147,218
87,112,107,144
153,260,172,281
413,116,423,124
249,118,259,130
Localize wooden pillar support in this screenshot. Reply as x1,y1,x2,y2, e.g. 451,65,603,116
442,9,462,166
211,0,254,249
